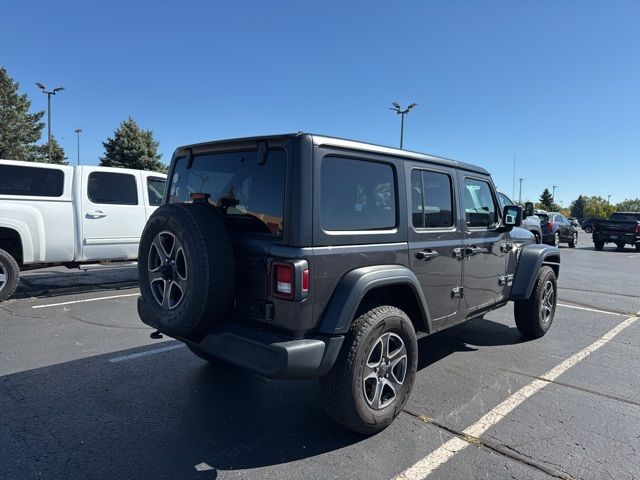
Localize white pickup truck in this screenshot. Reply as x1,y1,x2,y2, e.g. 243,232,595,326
0,159,166,301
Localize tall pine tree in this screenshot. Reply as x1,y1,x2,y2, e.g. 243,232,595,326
36,136,68,165
0,67,45,161
570,195,586,220
539,188,554,209
100,117,166,172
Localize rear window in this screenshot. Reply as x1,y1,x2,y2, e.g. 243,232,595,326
88,172,138,205
610,213,640,222
320,157,396,231
537,213,549,222
0,164,64,197
169,149,286,236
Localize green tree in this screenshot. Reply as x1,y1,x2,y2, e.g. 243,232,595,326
100,117,166,173
583,196,615,219
538,188,554,209
36,136,68,165
0,66,45,161
570,195,586,220
615,198,640,212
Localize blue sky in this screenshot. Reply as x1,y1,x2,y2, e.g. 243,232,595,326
1,0,638,206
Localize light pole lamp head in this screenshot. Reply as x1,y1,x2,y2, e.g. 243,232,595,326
392,102,401,109
75,128,82,133
53,87,65,93
407,103,417,111
36,82,45,90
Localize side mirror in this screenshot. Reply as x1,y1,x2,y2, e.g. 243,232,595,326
523,202,534,218
503,205,523,228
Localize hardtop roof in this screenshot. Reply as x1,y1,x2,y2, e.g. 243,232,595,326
177,132,490,175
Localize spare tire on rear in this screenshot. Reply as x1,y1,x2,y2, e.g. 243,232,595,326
137,203,234,340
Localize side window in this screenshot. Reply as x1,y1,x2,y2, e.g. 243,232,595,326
462,178,497,228
147,177,165,206
321,157,396,231
0,164,64,197
411,170,454,228
88,172,138,205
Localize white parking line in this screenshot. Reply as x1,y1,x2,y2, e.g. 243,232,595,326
108,343,185,363
394,312,639,480
32,293,140,309
557,303,626,316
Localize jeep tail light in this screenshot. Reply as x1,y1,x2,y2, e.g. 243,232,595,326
274,263,294,299
271,260,309,301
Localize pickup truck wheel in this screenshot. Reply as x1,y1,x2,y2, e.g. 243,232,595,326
137,203,234,340
0,248,20,302
568,233,577,248
616,242,626,251
594,240,605,251
319,306,418,435
514,266,557,338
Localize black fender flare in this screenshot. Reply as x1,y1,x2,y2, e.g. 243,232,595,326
317,265,432,335
509,244,561,300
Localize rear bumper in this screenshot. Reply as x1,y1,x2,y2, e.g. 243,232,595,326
592,232,639,244
181,322,344,380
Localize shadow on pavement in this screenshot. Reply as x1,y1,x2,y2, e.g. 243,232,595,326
0,318,529,479
14,265,139,299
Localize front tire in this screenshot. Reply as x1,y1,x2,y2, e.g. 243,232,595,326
514,266,557,338
319,306,418,435
594,240,604,250
0,248,20,302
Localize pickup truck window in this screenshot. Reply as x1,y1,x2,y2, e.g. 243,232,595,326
0,164,64,197
88,172,138,205
610,213,640,222
147,177,165,206
463,178,497,228
321,157,396,231
411,170,454,228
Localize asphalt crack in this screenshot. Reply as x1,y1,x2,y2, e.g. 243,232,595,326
402,408,576,480
502,369,640,408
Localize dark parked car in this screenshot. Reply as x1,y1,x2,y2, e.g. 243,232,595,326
498,193,541,243
137,133,560,434
538,212,578,247
592,212,640,251
581,218,596,233
568,217,580,227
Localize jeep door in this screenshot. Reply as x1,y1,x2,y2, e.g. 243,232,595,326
459,174,508,314
407,164,462,329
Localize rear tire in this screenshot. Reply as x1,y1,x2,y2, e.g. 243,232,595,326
0,248,20,302
594,240,604,250
636,244,640,252
616,242,626,251
319,306,418,435
514,266,557,338
569,233,577,248
551,233,560,247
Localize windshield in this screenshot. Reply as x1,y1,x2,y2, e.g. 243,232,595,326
168,149,287,236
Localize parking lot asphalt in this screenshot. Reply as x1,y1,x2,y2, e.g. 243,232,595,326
1,236,639,480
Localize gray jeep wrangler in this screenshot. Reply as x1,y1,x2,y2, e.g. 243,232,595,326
137,133,560,435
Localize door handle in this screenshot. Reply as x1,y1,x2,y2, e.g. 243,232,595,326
87,210,107,219
415,249,439,261
465,246,485,256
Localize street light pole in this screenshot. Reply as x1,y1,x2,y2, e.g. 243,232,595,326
75,129,82,165
35,83,64,162
390,102,417,149
607,194,611,204
519,178,525,204
552,185,558,204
